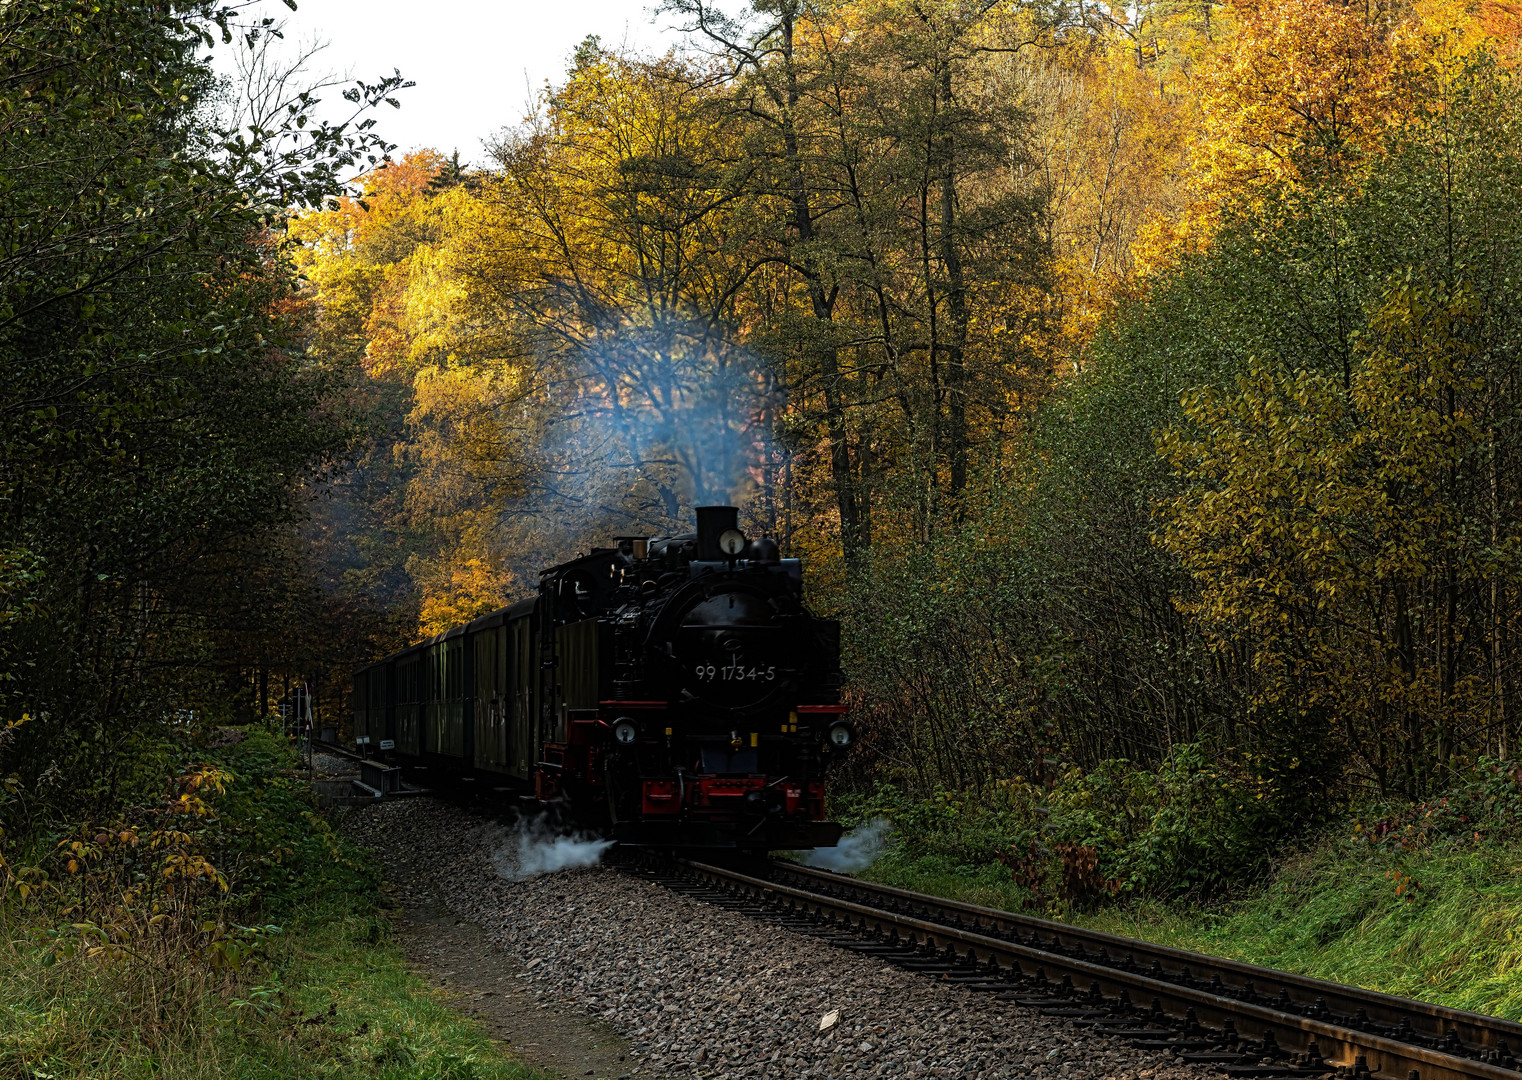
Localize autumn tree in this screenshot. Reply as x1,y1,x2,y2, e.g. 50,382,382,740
1160,59,1522,793
292,49,773,633
288,151,460,628
0,0,401,804
842,38,1522,795
670,0,1054,575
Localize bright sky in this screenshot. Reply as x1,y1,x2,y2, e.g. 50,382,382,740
221,1,696,166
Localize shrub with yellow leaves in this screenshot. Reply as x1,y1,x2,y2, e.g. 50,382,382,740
5,764,276,988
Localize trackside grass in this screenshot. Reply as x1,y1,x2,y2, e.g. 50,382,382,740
1077,841,1522,1021
0,728,549,1080
859,835,1522,1022
843,758,1522,1021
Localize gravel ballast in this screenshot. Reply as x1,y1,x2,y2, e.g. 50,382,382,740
340,798,1213,1080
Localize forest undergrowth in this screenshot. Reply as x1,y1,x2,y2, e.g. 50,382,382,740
835,756,1522,1019
0,728,545,1080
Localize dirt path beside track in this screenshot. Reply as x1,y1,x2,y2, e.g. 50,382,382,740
319,750,635,1080
393,897,634,1080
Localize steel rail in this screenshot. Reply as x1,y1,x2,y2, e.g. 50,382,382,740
773,861,1521,1061
661,857,1520,1080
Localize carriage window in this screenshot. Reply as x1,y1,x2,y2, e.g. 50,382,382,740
397,661,418,704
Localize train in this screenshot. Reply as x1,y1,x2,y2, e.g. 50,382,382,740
351,506,852,851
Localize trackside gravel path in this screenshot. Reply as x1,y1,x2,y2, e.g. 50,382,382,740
339,798,1213,1080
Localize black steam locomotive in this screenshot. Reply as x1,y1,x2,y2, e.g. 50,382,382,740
351,507,851,850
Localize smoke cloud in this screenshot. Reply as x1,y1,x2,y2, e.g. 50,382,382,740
477,317,784,585
492,814,616,881
803,818,893,873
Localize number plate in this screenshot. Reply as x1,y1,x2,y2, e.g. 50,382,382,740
694,660,777,682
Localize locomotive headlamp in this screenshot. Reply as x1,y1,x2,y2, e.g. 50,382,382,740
613,718,639,745
827,722,854,748
718,528,747,556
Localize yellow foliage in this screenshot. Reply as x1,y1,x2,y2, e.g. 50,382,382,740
285,3,1516,641
1160,275,1501,785
1135,0,1512,274
1021,31,1188,358
412,555,515,637
8,767,245,971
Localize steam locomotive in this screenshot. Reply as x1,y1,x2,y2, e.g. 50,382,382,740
351,506,851,850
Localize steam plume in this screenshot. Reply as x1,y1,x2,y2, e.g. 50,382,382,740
493,814,615,881
803,818,892,873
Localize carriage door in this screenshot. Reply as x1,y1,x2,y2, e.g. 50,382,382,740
510,616,532,780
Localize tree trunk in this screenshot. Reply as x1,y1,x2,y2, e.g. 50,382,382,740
938,62,970,499
779,11,864,567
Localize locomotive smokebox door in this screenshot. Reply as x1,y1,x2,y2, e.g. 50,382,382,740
674,590,796,713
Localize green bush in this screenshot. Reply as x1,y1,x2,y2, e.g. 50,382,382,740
839,739,1340,911
1084,767,1522,1019
1352,758,1522,854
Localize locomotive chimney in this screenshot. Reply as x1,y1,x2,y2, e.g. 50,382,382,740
694,505,738,561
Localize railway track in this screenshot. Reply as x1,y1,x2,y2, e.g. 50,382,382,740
616,853,1521,1080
